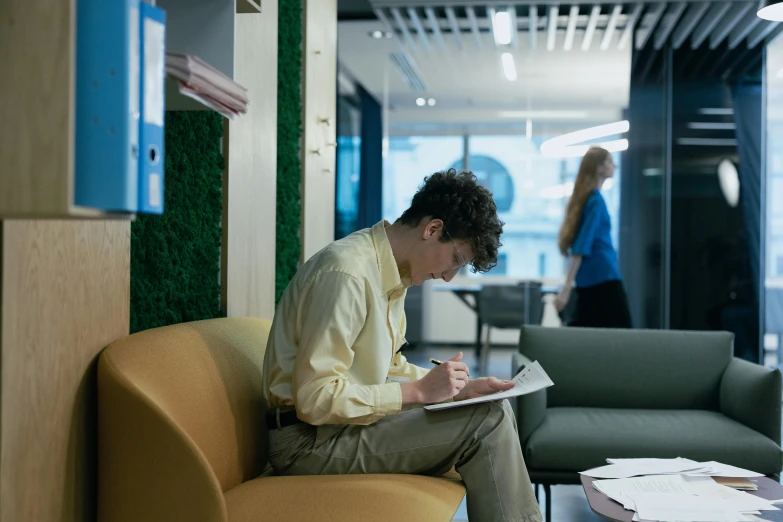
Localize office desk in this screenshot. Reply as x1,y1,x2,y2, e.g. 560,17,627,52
433,283,559,358
580,475,783,522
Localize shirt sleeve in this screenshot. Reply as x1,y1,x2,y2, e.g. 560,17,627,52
570,195,600,257
394,310,430,381
292,270,403,426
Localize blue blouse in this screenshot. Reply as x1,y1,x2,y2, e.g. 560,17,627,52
570,190,622,288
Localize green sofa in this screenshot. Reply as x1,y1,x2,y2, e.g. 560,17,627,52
512,326,782,521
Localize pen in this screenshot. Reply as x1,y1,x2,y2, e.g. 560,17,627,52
430,357,470,377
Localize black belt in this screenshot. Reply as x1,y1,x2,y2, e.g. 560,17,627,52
266,408,305,430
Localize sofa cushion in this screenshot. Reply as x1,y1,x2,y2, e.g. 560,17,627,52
224,474,465,522
524,407,782,476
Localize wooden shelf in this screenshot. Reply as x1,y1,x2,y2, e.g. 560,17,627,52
237,0,261,14
0,0,135,219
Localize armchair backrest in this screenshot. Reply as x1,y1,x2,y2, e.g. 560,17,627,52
519,326,733,410
98,317,271,522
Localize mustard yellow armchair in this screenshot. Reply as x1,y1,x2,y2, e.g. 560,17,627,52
98,317,465,522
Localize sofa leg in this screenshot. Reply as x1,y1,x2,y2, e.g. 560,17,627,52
544,484,552,522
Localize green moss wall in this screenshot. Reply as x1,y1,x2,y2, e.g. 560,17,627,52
130,111,225,334
131,1,303,330
276,0,303,304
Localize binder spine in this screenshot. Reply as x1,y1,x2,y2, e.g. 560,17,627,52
75,0,140,212
138,2,167,214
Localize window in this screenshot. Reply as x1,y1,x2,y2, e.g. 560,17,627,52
764,33,783,368
382,133,621,280
335,96,362,239
466,135,622,280
383,136,464,222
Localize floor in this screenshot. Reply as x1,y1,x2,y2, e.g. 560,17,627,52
403,343,783,522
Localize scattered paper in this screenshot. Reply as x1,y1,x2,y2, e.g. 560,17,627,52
584,458,706,479
590,471,778,522
583,458,763,479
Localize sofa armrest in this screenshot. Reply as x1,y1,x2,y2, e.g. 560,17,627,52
511,352,547,446
720,357,782,444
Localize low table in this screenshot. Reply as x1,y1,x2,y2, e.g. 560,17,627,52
580,475,783,522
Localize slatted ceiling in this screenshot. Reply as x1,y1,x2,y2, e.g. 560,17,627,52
709,3,752,49
369,2,780,54
691,2,731,49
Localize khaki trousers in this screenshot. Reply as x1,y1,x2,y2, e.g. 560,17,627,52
268,400,543,522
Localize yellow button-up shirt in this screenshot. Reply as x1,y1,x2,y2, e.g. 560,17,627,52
262,221,429,427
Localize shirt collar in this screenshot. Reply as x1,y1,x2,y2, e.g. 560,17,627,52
371,220,411,295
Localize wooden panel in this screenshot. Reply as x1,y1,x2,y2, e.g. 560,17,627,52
301,0,337,262
0,220,131,522
0,0,73,216
224,4,278,320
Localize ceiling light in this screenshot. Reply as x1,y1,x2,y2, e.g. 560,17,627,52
501,52,517,81
416,98,426,106
540,120,630,157
427,98,436,106
759,0,783,21
717,158,740,207
371,30,383,39
526,119,533,140
493,11,512,45
698,108,734,115
542,139,629,158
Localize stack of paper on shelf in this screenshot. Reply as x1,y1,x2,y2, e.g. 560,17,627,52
165,53,248,119
582,458,778,522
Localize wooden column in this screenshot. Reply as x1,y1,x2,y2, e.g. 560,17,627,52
301,0,337,262
1,0,131,519
0,221,130,521
223,0,279,319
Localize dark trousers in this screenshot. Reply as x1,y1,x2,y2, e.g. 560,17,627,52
569,279,633,328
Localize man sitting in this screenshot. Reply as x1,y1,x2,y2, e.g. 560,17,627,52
263,169,542,522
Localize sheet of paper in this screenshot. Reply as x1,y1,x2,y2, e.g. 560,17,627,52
593,474,693,510
628,492,752,522
690,462,764,478
683,476,778,512
423,360,553,411
583,458,707,479
584,458,764,480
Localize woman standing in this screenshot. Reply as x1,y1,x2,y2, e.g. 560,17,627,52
554,146,632,328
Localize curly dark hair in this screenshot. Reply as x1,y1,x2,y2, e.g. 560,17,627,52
396,169,504,273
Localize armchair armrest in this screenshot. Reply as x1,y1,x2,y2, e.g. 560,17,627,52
511,352,547,446
720,358,782,444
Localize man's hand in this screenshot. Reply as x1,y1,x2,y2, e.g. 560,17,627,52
453,376,514,402
402,352,469,405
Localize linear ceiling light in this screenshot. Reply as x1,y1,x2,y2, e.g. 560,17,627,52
494,10,512,45
540,120,630,157
542,139,629,158
501,52,517,81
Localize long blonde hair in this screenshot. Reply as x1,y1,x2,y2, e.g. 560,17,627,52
557,147,611,256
